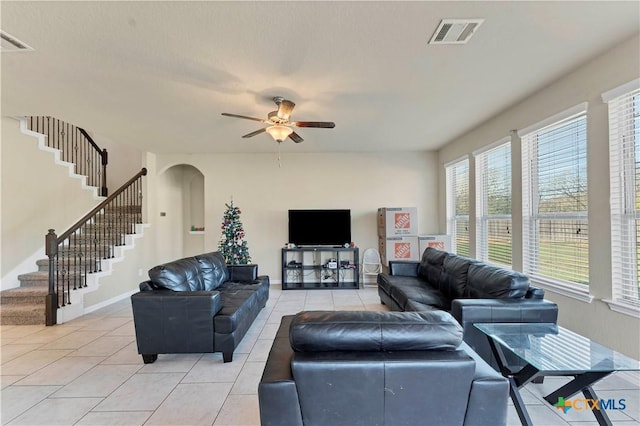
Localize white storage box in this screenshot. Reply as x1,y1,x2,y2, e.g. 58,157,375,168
377,207,418,237
378,236,420,265
418,235,452,256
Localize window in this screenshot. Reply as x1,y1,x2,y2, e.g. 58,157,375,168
476,140,512,267
521,106,588,288
446,158,469,256
605,82,640,306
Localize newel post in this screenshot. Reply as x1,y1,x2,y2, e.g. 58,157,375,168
45,229,58,326
101,149,108,197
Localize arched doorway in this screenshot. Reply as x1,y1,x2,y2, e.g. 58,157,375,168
156,164,205,260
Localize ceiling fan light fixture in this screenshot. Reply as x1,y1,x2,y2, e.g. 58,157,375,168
266,125,293,142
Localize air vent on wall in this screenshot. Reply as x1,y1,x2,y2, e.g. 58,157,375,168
429,19,484,45
1,30,34,52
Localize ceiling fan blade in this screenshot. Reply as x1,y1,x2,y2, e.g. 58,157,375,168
277,100,295,120
221,113,266,123
242,128,266,138
288,131,304,143
292,121,336,128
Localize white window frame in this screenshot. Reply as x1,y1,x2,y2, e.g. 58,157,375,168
445,157,470,256
602,79,640,317
519,103,592,301
475,138,512,267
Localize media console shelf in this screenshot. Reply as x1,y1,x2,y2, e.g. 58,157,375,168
282,247,359,290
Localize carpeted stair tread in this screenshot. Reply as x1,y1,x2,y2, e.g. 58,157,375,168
0,304,46,325
1,286,48,305
17,271,49,284
36,259,50,271
2,286,48,295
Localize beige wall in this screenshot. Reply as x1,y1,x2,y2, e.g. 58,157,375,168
92,133,144,191
1,116,101,288
437,34,640,358
151,151,439,279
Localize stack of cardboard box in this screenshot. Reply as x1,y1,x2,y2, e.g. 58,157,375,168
377,207,420,265
377,207,452,266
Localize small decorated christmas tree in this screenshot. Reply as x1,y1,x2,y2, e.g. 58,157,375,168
218,199,251,264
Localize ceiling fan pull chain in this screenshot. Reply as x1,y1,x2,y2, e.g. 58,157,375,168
277,142,282,168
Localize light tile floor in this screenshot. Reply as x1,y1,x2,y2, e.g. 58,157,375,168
1,285,639,425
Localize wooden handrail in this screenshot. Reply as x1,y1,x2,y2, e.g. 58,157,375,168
57,168,147,243
77,128,106,158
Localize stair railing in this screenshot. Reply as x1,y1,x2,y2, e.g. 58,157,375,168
28,116,109,196
45,168,147,325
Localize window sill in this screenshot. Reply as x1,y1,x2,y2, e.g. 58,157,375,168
602,299,640,319
531,278,594,303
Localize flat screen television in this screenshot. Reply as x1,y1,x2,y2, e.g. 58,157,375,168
288,209,351,247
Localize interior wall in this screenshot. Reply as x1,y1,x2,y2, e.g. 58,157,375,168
152,151,439,280
183,167,205,257
92,133,144,191
437,34,640,358
0,116,101,288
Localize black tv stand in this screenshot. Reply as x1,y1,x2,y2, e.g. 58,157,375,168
281,246,359,290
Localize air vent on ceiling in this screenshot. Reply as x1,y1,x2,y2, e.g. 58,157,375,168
429,19,484,45
1,30,34,52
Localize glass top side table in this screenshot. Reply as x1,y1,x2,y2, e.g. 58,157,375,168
475,322,640,426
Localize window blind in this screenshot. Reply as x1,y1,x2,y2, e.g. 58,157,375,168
476,142,512,267
521,112,589,287
446,159,469,256
607,87,640,304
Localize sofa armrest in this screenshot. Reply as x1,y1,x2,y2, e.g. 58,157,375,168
388,261,420,276
259,316,303,426
451,298,558,369
525,285,545,299
459,342,509,426
451,298,558,324
131,290,222,354
228,264,258,282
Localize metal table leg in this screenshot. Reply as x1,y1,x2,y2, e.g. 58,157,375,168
485,336,538,426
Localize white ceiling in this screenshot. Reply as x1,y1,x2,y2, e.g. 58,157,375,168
2,1,639,154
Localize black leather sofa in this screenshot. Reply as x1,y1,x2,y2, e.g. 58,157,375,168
130,251,269,363
377,247,558,367
259,310,509,426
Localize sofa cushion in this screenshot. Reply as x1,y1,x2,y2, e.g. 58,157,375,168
377,273,410,296
389,280,451,311
195,252,229,290
465,264,529,299
289,310,462,352
214,286,260,334
439,254,478,301
417,247,447,284
148,257,205,291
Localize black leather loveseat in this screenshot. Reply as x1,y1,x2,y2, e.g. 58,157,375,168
131,251,269,363
377,247,558,367
259,310,509,426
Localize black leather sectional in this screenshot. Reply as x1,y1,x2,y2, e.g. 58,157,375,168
377,247,559,367
130,251,269,363
259,310,510,426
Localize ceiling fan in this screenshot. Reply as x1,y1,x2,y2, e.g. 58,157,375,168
221,96,335,143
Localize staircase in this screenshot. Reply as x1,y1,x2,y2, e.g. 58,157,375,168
0,206,143,325
1,116,147,326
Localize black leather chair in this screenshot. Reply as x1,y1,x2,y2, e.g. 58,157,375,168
131,251,269,363
259,310,509,426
